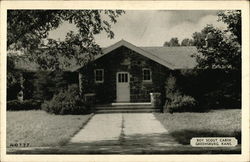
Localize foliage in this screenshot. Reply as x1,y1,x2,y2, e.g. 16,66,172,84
7,84,21,101
192,10,241,70
7,10,125,70
7,70,78,101
164,74,198,113
164,94,198,113
7,56,37,100
7,56,20,88
217,10,241,44
7,55,23,100
192,31,206,48
7,10,124,101
7,77,22,101
174,69,241,109
7,71,36,101
33,71,71,100
42,84,90,115
202,88,240,109
21,72,36,99
164,38,194,47
163,37,180,47
181,38,194,46
164,69,240,112
32,71,54,100
165,74,176,99
165,74,178,99
7,99,42,111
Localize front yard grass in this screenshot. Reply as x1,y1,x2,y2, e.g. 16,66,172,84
7,110,92,147
154,109,241,145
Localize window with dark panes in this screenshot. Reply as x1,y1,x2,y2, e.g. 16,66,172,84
143,68,151,81
118,73,129,83
95,69,104,83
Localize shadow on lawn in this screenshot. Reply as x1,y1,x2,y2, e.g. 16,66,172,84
7,132,241,154
169,129,241,145
8,133,178,154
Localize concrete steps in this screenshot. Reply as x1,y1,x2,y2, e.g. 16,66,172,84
95,103,161,113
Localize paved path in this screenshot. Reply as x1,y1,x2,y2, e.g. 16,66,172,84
70,114,122,143
123,113,167,136
67,113,180,153
70,113,168,143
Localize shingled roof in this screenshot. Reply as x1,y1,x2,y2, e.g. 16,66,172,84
13,40,198,71
95,40,198,69
140,46,198,69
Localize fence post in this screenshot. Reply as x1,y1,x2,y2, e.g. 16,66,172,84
150,93,161,108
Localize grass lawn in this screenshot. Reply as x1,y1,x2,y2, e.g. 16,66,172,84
7,110,92,147
154,109,241,145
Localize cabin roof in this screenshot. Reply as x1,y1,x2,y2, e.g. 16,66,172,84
13,39,198,71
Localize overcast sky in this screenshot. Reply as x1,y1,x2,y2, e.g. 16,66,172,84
48,10,227,47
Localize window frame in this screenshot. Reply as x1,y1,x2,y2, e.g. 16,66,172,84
117,72,129,83
142,68,152,83
94,69,104,83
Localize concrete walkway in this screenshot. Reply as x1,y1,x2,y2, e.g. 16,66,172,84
123,113,167,136
70,114,122,143
69,113,178,151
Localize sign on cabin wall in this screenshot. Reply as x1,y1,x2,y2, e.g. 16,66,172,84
121,58,131,65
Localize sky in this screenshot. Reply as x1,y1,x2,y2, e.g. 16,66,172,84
48,10,227,47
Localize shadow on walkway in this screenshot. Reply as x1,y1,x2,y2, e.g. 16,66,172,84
7,133,241,154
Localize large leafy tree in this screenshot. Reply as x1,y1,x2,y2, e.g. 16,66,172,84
7,10,124,70
7,10,124,100
192,10,241,70
217,10,241,45
191,10,241,108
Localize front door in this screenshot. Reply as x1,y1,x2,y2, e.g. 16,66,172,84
116,72,130,102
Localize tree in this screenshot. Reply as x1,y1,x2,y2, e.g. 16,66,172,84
192,31,206,48
7,10,125,70
7,55,23,100
191,11,241,109
181,38,194,46
163,37,180,47
163,41,171,47
7,55,20,89
32,71,69,100
217,10,241,44
192,10,241,70
7,10,124,101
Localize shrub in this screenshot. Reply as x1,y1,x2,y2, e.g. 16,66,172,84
164,70,241,112
164,94,198,113
41,84,90,115
176,69,241,109
7,99,42,111
164,75,199,112
165,74,178,95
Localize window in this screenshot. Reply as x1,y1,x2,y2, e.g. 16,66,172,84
143,68,152,82
118,73,128,83
94,69,104,83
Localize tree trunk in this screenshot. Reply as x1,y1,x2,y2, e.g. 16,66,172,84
78,72,83,96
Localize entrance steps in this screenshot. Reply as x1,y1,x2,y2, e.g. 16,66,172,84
95,103,162,113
